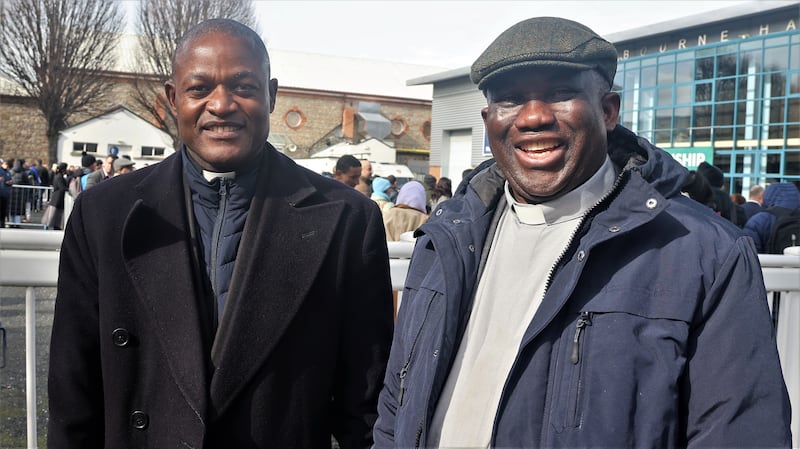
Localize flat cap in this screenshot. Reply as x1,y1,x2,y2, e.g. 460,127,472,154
471,17,618,90
113,157,135,171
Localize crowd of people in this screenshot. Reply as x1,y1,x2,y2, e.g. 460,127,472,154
679,160,800,254
331,153,462,241
0,153,136,229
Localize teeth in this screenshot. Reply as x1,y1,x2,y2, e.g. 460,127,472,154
519,141,559,152
208,125,238,132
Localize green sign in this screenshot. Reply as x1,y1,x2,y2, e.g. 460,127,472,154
663,147,714,170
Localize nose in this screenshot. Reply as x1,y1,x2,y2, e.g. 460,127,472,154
206,85,238,116
514,99,555,131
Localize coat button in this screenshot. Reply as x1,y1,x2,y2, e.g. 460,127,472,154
112,328,130,347
609,226,621,233
130,411,149,429
435,209,443,216
577,250,586,261
646,198,658,209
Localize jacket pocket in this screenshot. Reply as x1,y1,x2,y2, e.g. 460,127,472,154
397,287,438,408
551,293,690,435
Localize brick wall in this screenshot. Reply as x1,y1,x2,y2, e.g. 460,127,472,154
1,77,431,167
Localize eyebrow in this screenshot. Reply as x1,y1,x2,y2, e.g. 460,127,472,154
185,70,261,81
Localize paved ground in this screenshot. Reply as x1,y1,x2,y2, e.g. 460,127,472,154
0,287,54,449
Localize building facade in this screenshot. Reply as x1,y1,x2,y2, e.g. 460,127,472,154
0,44,440,175
410,1,800,194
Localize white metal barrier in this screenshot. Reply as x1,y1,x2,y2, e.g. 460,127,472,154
0,230,798,448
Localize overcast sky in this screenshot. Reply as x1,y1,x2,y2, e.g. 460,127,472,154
123,1,785,69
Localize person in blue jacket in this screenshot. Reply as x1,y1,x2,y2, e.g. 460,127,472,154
743,182,800,253
374,17,791,448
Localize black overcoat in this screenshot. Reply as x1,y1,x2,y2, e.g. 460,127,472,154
48,147,394,448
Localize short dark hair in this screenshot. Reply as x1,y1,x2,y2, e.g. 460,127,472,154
172,19,269,78
335,155,361,172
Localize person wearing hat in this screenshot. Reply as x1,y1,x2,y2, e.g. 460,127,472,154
113,156,136,175
374,17,789,448
370,176,395,212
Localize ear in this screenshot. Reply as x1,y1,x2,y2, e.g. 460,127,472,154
164,80,178,116
601,92,621,131
268,78,279,113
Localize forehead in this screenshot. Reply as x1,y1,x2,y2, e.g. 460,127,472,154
175,32,268,73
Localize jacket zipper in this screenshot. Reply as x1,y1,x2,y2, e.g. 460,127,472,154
210,178,229,300
489,171,629,445
399,291,437,406
571,312,593,364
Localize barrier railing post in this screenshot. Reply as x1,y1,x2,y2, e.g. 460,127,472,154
25,286,37,449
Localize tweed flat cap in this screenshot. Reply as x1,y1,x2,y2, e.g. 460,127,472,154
471,17,618,90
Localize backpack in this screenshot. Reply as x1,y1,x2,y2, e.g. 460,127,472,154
766,206,800,254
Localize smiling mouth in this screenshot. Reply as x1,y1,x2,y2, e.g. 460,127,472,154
205,124,242,133
517,140,562,153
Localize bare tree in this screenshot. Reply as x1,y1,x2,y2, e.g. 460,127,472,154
133,0,258,147
0,0,123,164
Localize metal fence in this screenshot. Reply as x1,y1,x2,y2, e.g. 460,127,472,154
3,185,54,230
1,229,799,448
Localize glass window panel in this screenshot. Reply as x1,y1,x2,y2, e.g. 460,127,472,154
786,151,800,176
674,107,691,143
791,72,800,95
693,105,712,128
766,153,782,174
623,91,635,111
764,46,789,72
766,36,791,47
791,43,799,69
625,69,639,89
677,50,695,61
695,82,713,102
676,85,692,104
676,60,694,83
717,79,736,101
717,54,737,78
640,88,656,108
716,126,733,141
638,110,654,132
740,40,762,51
789,97,800,124
739,50,762,74
656,108,672,128
658,87,673,106
768,124,785,140
655,129,671,144
769,73,787,97
791,122,800,140
658,62,675,84
694,127,711,141
641,66,657,88
696,57,715,80
736,100,758,126
769,98,786,124
716,102,735,126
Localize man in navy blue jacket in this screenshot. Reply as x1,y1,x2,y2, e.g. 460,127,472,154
374,17,791,448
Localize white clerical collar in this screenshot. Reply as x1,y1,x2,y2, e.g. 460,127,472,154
506,155,618,225
202,170,236,182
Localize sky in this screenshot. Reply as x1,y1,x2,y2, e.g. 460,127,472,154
121,1,787,70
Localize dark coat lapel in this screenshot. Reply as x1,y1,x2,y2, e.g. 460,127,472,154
209,148,345,414
121,152,209,419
